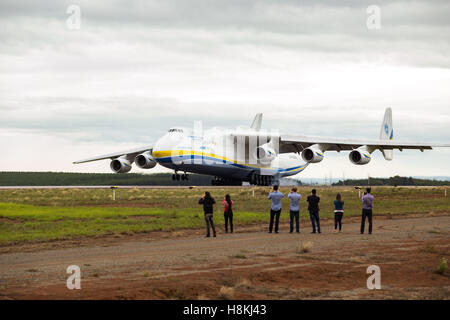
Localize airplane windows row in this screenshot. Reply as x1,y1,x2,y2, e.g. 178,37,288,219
168,129,183,133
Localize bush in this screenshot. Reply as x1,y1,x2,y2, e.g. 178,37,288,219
436,257,448,275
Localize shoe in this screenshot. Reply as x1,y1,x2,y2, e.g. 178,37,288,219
268,231,272,233
369,232,372,235
318,231,321,234
311,232,316,234
213,233,216,237
289,231,293,234
275,231,279,234
360,232,364,234
206,234,210,237
296,231,300,233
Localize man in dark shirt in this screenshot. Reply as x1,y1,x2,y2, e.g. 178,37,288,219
199,191,216,237
307,189,321,233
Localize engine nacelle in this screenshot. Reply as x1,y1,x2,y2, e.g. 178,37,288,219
256,143,277,163
135,152,157,169
349,147,372,165
110,157,132,173
301,146,324,163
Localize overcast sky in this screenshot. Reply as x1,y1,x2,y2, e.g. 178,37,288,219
0,0,449,179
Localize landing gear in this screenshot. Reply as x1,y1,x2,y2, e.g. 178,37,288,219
172,171,189,181
211,177,242,186
249,173,273,186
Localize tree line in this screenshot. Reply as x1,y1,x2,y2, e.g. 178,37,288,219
0,172,214,186
332,175,450,186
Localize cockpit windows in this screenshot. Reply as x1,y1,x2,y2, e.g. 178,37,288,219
168,128,183,133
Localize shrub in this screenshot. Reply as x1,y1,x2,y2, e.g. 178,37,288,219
436,257,447,275
218,286,234,300
297,241,313,253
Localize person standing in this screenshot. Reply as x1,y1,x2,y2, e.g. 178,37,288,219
222,194,234,233
333,193,344,233
307,189,321,233
199,191,216,237
288,187,301,233
361,188,374,234
267,185,284,233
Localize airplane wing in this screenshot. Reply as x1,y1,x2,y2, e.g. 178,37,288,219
73,145,153,164
279,135,450,153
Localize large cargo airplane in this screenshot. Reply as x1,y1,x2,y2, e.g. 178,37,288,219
74,108,449,186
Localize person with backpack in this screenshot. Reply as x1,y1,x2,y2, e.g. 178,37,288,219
222,194,234,233
199,191,216,237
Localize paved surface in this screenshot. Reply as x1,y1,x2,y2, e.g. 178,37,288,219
1,214,449,299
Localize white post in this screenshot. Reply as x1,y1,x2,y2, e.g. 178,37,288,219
252,188,255,197
113,189,116,201
445,188,447,197
359,189,361,198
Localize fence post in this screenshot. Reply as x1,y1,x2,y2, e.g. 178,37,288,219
111,186,118,201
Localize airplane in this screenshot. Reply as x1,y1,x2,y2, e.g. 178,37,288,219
74,108,450,186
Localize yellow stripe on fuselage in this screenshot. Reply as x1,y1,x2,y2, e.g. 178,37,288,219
152,149,306,173
153,150,271,169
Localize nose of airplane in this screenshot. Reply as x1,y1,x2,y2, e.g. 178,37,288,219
152,134,176,162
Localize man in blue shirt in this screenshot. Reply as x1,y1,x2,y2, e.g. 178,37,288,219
288,187,302,233
267,185,284,233
361,188,375,234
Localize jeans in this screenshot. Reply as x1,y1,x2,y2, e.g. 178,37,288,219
204,213,216,236
361,209,373,234
289,210,300,233
309,210,320,233
224,211,233,233
334,211,343,231
269,209,281,233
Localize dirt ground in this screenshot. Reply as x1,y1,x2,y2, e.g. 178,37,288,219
0,213,449,300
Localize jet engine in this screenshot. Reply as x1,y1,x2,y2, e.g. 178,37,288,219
349,147,372,165
256,143,277,163
135,152,157,169
301,146,324,163
110,157,132,173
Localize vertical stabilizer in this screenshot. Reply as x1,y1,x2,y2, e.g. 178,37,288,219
380,108,394,160
250,113,263,131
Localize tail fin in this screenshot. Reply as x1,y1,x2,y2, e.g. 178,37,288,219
250,113,263,131
380,107,394,160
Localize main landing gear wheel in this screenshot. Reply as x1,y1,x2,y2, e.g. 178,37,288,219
249,174,273,186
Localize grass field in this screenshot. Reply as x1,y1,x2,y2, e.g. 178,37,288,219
0,186,449,245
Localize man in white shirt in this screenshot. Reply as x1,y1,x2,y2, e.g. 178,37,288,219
288,187,302,233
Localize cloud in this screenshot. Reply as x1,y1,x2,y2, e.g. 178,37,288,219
0,0,449,176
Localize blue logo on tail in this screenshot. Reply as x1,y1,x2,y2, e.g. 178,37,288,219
384,123,389,134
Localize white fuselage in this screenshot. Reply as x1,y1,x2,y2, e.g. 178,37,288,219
152,127,308,182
